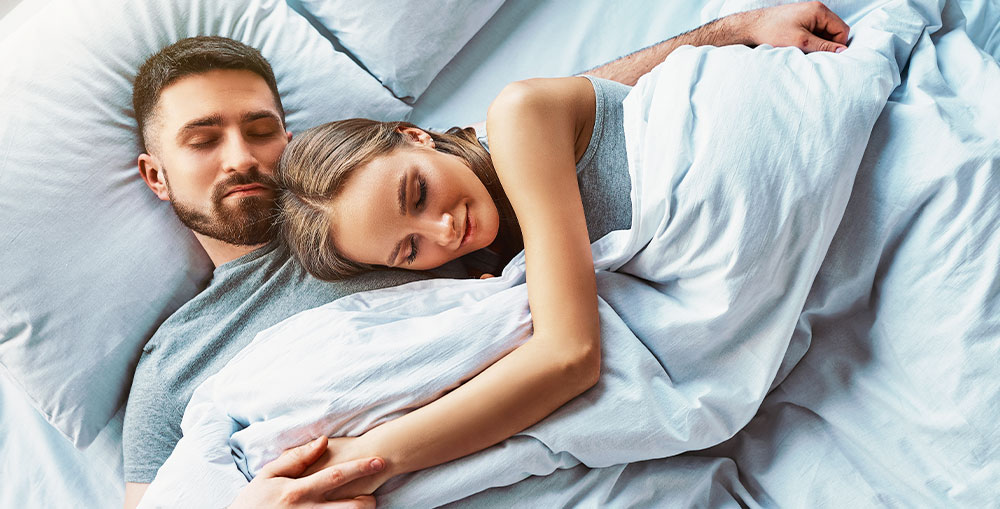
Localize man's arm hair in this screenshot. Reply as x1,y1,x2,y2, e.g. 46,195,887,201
582,15,751,86
583,2,849,86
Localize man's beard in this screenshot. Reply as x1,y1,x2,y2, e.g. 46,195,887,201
165,167,278,246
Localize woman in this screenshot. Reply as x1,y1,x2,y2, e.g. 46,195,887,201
275,75,630,498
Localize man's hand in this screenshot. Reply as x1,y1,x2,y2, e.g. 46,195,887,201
584,1,851,85
742,1,850,53
229,436,386,508
300,436,395,501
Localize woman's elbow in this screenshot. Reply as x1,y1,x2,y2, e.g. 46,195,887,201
563,340,602,392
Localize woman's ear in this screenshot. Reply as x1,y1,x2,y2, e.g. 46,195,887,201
397,126,435,148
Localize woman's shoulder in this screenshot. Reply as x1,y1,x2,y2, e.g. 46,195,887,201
486,77,597,163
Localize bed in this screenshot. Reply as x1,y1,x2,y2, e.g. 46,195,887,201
1,0,998,507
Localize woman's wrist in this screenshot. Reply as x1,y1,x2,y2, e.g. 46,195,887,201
359,424,407,479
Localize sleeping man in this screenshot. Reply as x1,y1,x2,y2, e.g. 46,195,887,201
122,3,851,507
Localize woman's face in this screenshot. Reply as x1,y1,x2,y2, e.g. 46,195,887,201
328,129,500,271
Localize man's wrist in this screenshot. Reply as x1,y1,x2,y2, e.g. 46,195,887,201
715,9,761,47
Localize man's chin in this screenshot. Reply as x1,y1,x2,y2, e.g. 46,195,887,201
171,200,276,246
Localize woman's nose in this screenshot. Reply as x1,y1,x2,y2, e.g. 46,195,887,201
419,212,458,247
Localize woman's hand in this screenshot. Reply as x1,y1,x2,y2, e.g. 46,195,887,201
300,436,394,499
479,273,496,279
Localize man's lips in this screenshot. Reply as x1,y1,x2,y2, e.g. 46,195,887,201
225,184,270,197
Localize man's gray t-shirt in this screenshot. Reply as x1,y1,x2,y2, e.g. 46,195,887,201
123,243,428,482
124,75,633,483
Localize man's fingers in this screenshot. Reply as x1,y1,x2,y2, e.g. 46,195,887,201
258,436,329,479
297,457,385,498
811,2,851,45
801,31,847,54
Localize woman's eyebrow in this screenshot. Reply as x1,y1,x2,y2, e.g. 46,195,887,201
387,239,402,266
387,173,408,266
397,173,408,216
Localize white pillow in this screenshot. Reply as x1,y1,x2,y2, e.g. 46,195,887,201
290,0,506,101
0,0,410,448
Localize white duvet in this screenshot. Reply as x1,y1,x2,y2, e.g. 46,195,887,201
140,2,930,507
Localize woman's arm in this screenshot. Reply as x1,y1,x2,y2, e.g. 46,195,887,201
305,77,601,498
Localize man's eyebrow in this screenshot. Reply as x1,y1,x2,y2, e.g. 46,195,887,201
177,110,281,137
241,110,282,124
178,114,224,134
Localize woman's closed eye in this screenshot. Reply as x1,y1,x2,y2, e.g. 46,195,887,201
415,175,427,209
403,175,427,264
406,236,419,264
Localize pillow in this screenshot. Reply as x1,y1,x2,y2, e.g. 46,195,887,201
0,0,411,448
289,0,506,101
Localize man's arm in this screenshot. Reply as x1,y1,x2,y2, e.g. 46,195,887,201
584,1,850,85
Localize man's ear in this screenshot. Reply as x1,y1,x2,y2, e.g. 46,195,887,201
286,130,293,142
396,126,435,148
137,153,170,201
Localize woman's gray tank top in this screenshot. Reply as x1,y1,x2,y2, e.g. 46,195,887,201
470,75,633,273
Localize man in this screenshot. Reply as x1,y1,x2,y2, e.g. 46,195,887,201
123,3,849,507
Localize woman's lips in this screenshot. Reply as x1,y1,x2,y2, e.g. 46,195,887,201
460,205,473,248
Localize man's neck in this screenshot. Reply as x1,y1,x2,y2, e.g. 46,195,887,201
194,232,266,267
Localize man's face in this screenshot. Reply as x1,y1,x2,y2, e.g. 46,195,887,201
140,69,290,246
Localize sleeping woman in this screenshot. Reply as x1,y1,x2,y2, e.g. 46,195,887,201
274,74,631,498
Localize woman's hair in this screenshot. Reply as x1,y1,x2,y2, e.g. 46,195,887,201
276,118,521,281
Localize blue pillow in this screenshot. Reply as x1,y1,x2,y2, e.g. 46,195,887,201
0,0,410,448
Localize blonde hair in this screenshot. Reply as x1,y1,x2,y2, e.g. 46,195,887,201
276,119,521,281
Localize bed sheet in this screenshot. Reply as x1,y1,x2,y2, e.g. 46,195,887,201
0,372,124,507
8,0,995,505
409,0,707,128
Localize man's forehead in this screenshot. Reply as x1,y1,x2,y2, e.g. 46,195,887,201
156,69,280,128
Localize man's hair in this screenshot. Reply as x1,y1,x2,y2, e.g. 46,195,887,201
132,36,285,153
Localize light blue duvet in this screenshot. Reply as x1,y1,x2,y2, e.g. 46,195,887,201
141,0,1000,507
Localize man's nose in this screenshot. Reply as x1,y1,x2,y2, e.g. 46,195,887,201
418,212,458,247
220,132,259,174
